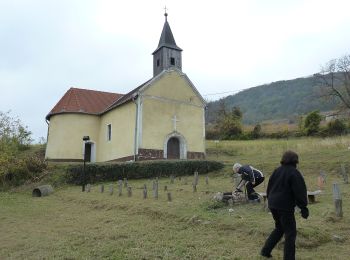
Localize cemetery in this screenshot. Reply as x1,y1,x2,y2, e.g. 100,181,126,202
1,137,350,259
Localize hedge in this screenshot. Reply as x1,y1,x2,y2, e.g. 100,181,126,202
66,160,224,185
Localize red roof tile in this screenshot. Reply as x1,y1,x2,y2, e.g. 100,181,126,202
46,88,123,120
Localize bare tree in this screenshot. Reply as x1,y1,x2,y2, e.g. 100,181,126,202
314,55,350,112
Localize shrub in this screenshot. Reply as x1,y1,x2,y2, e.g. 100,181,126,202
304,111,322,136
66,160,224,185
326,119,347,136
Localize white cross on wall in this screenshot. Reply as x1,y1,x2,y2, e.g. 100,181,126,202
171,115,180,131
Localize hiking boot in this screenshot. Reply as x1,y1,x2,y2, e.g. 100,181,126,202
260,250,272,258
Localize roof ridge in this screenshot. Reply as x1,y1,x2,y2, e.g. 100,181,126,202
70,86,123,96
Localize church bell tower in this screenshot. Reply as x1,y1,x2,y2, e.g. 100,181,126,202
152,11,183,77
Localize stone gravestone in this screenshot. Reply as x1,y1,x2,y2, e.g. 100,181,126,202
118,180,123,196
127,186,132,197
143,184,147,199
340,164,349,184
167,192,172,202
193,171,199,186
109,185,113,195
318,171,326,190
333,183,343,217
153,179,158,199
100,184,104,193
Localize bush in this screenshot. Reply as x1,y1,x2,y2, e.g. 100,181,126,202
326,119,347,136
304,111,322,136
25,155,47,173
66,160,224,185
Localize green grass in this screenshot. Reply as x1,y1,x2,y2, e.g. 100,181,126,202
1,136,350,259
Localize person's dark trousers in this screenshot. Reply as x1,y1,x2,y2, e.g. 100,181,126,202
261,209,297,260
246,177,264,199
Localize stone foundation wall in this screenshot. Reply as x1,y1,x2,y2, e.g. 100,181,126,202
138,148,164,161
187,151,206,160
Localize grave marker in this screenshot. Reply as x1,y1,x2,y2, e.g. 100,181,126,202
167,192,172,202
341,164,349,184
143,184,147,199
333,183,343,217
127,186,132,197
118,180,123,196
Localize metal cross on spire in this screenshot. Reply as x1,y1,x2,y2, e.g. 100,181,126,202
164,6,168,21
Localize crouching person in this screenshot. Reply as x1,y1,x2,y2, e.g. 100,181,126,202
232,163,264,202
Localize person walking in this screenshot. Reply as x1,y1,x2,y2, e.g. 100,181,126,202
232,163,264,202
260,150,309,259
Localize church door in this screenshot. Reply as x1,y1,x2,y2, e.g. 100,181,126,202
167,137,180,159
84,143,91,162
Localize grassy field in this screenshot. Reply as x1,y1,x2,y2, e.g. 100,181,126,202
1,136,350,259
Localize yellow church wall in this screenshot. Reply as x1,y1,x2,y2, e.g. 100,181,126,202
141,71,205,154
141,98,204,153
45,114,100,160
98,102,136,161
144,70,203,107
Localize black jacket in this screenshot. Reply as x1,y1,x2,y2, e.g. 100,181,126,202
238,165,264,183
267,164,308,211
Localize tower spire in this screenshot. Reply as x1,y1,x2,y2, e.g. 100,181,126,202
152,10,183,77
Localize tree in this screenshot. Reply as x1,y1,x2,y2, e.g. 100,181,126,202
315,55,350,112
0,111,32,151
304,110,322,135
251,124,262,139
215,101,243,139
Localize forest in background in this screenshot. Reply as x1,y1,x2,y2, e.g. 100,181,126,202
206,74,339,125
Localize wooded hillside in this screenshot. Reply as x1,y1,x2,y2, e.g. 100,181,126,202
206,75,339,124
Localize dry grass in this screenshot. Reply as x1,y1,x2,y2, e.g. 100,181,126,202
1,136,350,259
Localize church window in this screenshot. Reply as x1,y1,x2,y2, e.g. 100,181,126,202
170,57,175,65
157,59,160,67
107,124,112,141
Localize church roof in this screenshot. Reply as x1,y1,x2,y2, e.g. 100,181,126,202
46,88,123,120
152,14,182,54
104,79,152,112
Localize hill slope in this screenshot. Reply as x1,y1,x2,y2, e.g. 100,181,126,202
206,75,339,124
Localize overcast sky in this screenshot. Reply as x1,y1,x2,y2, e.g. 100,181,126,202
1,0,350,142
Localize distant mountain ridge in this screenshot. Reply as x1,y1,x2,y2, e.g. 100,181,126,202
206,75,339,125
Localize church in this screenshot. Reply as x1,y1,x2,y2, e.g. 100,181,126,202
45,12,206,162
